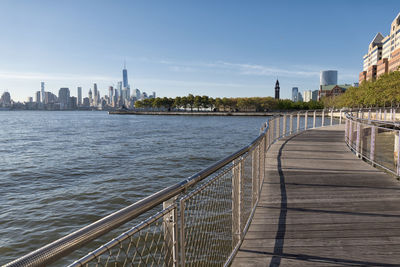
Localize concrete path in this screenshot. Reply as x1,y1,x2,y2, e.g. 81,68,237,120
232,124,400,266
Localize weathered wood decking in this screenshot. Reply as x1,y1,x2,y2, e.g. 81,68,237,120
232,124,400,266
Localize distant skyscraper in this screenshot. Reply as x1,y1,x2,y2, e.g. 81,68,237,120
312,90,319,101
303,90,312,102
292,87,298,102
41,82,45,103
93,83,98,97
117,81,123,98
274,80,280,100
77,87,82,106
1,92,11,105
108,86,114,104
109,86,114,98
58,87,70,110
83,97,90,107
135,88,141,99
88,89,93,105
123,62,128,88
35,91,41,103
69,96,77,109
297,92,303,102
320,70,338,86
93,83,98,106
44,91,57,104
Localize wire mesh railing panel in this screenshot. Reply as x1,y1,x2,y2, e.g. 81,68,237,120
306,114,313,130
360,125,372,158
71,205,177,267
375,127,396,172
345,113,400,176
283,115,290,136
241,150,254,234
350,121,357,151
279,116,284,138
180,166,235,267
290,115,295,134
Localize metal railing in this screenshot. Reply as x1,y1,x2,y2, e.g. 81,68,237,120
347,108,400,126
5,109,342,267
345,110,400,176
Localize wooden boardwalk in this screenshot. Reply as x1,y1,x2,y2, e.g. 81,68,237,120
232,124,400,266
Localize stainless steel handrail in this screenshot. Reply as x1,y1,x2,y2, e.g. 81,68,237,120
347,112,400,128
5,120,271,267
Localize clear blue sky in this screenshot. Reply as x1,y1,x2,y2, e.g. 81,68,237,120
0,0,398,101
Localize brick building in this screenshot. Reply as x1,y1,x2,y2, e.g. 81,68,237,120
359,13,400,83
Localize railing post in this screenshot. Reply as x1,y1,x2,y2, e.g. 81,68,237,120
313,110,316,128
180,201,186,267
289,114,293,134
296,112,300,132
394,109,397,122
339,109,342,124
390,108,394,121
258,141,262,193
232,159,243,246
252,149,258,206
379,109,382,120
370,126,376,162
270,119,273,144
283,114,287,136
368,110,371,124
261,138,264,190
276,116,280,138
259,142,262,189
330,109,333,126
344,117,348,143
356,122,361,157
304,111,308,129
349,120,353,148
322,110,325,127
375,109,378,121
397,131,400,176
384,109,387,121
272,118,275,140
163,198,178,267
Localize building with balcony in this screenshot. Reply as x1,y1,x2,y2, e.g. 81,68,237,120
360,13,400,83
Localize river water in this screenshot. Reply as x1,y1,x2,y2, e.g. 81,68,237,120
0,111,268,264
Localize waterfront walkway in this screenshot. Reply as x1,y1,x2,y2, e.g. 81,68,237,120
232,124,400,266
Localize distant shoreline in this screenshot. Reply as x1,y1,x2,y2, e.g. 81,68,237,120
109,111,280,116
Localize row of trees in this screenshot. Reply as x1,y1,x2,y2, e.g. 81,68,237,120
323,70,400,108
134,94,324,111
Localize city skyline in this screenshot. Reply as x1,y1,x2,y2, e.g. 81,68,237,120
0,64,157,110
0,1,398,101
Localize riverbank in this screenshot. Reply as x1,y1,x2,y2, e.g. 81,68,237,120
109,111,279,116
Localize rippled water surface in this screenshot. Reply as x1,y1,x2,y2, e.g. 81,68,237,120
0,111,268,264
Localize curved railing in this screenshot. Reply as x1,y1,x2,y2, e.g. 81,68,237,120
5,109,343,267
344,109,400,176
